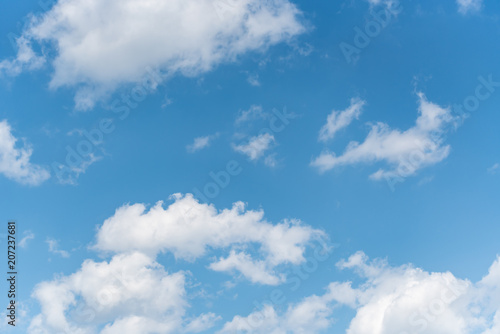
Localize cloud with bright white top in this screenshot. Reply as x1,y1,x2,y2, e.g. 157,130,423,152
311,93,457,181
220,251,500,334
27,195,500,334
0,120,50,186
94,194,323,284
28,194,326,333
1,0,306,110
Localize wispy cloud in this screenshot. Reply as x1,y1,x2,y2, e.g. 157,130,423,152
312,93,457,180
235,105,270,126
46,238,70,258
488,163,499,175
318,98,365,142
186,133,219,153
457,0,483,14
247,73,261,87
19,231,35,248
0,120,50,185
0,37,45,76
53,153,102,185
233,133,275,161
264,153,279,168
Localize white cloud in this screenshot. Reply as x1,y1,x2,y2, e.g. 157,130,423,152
311,93,457,180
457,0,483,14
365,0,402,11
264,153,279,168
19,231,35,248
0,120,50,186
186,133,219,153
0,37,45,76
336,252,500,334
247,73,261,87
235,105,270,125
209,251,285,285
3,0,306,110
94,194,324,282
318,98,365,142
220,251,500,334
53,153,102,186
219,294,336,333
233,133,275,161
185,313,221,333
28,252,191,334
46,238,70,258
233,106,294,167
29,194,325,333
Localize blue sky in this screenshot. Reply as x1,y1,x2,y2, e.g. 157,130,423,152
0,0,500,333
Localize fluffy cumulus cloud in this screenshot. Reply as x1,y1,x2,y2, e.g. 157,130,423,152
94,194,323,284
318,98,365,142
220,251,500,334
2,0,306,110
312,93,457,181
0,120,50,185
457,0,483,14
26,196,500,334
28,194,325,333
28,252,203,334
219,293,336,333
